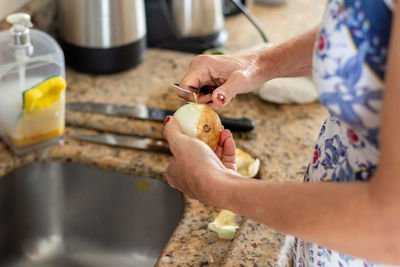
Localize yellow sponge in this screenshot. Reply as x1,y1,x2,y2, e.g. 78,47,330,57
11,76,66,146
23,76,66,112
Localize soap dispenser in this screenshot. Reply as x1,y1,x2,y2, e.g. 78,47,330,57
0,13,66,155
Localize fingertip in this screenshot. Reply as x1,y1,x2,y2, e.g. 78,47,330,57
212,94,225,108
165,116,180,128
216,93,226,104
224,129,233,138
212,89,231,108
164,115,171,125
163,116,181,141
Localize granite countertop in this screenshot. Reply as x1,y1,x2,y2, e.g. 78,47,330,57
0,0,327,266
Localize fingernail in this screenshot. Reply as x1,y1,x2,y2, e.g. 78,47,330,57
216,94,225,104
164,116,171,125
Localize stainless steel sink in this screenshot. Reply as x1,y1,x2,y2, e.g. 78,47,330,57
0,162,184,267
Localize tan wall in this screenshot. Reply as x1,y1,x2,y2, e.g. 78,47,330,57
0,0,31,20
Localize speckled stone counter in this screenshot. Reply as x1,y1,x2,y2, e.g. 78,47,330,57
0,0,327,266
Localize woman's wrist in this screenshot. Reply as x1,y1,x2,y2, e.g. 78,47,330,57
255,43,304,81
199,168,245,210
253,26,319,82
254,47,283,82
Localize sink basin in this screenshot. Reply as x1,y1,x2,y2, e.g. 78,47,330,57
0,162,184,267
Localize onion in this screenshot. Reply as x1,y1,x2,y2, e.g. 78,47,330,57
173,103,222,149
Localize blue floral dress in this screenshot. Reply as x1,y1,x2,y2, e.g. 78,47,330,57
293,0,397,266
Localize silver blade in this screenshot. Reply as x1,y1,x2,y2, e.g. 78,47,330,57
170,83,201,94
67,102,149,119
72,134,170,154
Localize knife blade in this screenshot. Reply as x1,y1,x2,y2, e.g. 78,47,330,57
72,134,170,154
170,83,215,95
67,102,255,132
170,83,200,94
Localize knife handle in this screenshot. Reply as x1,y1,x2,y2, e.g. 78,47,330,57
220,117,255,132
147,140,171,154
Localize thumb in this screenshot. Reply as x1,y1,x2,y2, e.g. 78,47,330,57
220,130,236,171
212,79,236,108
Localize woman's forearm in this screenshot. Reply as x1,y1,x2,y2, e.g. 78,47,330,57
208,171,400,264
255,26,319,81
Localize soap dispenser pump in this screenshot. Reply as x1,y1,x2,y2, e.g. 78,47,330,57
0,13,67,155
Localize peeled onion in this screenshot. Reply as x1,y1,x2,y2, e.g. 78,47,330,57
173,103,222,149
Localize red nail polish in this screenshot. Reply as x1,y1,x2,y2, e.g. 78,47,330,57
216,94,225,104
164,116,171,125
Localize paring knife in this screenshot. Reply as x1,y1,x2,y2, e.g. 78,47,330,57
170,83,214,95
73,134,170,154
170,83,199,94
67,102,255,132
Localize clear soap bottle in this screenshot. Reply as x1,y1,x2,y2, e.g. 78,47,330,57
0,13,66,155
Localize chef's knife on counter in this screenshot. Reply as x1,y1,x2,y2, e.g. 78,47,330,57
67,102,255,132
73,134,170,154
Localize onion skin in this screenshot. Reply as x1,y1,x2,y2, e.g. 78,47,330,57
173,103,222,149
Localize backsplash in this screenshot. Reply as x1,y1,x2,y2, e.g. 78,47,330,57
0,0,56,33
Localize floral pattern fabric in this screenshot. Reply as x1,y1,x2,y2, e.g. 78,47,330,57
293,0,396,266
